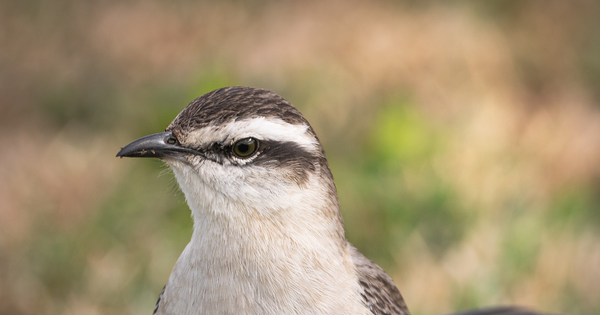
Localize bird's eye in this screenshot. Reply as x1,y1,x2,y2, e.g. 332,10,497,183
233,138,259,158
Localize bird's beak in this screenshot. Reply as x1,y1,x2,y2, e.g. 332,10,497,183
116,130,197,158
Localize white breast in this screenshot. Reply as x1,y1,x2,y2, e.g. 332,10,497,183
156,164,372,315
156,215,371,315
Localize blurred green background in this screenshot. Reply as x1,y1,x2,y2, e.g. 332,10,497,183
1,0,600,314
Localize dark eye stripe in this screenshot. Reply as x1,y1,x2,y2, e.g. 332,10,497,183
250,140,320,183
199,139,321,184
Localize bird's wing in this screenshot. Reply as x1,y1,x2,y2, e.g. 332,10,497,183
349,244,411,315
153,285,166,314
447,306,556,315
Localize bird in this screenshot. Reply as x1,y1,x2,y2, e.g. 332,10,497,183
117,86,554,315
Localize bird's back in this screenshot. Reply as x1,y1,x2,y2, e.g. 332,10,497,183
349,244,411,315
447,306,556,315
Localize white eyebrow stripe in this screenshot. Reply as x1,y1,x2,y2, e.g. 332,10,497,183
188,117,319,152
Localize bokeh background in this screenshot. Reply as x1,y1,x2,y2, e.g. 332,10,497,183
1,1,600,314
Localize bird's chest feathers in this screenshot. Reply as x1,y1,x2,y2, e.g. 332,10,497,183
161,164,367,314
160,213,365,315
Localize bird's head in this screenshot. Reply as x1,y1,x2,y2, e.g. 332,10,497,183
117,87,341,226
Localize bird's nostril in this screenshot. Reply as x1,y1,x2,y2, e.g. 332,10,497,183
166,137,177,145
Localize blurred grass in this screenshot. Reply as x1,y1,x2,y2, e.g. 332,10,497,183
1,0,600,315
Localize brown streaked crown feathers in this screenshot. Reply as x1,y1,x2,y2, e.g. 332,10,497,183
167,86,312,135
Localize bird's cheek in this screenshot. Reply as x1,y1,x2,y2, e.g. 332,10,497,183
191,164,243,190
